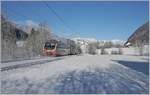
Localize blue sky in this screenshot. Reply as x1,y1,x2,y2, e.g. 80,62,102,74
1,1,149,40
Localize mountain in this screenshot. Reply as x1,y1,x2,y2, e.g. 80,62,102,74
110,39,125,46
16,28,28,41
125,22,149,46
72,37,125,45
73,37,97,42
1,14,28,61
1,15,28,41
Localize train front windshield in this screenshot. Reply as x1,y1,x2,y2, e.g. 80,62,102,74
44,42,56,50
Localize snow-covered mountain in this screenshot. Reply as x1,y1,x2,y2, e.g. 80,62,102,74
125,21,149,46
72,37,97,43
72,37,125,45
108,39,125,45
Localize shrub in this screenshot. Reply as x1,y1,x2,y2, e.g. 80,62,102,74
101,47,108,55
111,48,123,55
111,50,118,55
118,48,123,55
88,42,97,55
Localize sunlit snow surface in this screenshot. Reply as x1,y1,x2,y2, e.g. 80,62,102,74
1,55,149,94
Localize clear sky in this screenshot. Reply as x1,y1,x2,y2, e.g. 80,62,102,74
1,1,149,40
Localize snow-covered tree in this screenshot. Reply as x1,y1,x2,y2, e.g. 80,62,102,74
25,22,52,56
118,48,123,55
88,42,97,55
101,47,107,55
104,41,113,48
135,40,144,56
1,14,17,61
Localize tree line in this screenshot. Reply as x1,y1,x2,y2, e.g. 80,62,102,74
1,15,81,62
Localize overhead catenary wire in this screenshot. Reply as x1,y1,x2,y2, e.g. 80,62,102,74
3,2,80,38
43,1,72,31
42,1,80,38
4,7,33,20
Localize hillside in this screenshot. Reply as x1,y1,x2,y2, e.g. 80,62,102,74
125,22,149,46
1,15,28,41
1,15,28,61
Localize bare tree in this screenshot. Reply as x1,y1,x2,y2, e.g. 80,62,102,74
135,40,144,56
101,47,107,55
104,41,113,48
25,22,52,56
118,48,123,55
111,48,123,55
1,15,17,61
88,42,97,55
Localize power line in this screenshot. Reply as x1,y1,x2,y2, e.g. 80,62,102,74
3,3,80,38
4,7,33,20
4,7,49,23
4,7,72,38
42,1,77,36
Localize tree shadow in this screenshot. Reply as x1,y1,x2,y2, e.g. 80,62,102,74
112,60,149,75
1,67,149,94
53,68,149,94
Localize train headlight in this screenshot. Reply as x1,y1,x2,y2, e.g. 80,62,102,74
47,50,51,52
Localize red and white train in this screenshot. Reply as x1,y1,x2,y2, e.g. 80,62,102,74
43,39,80,57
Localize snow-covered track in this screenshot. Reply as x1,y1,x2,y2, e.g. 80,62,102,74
1,57,64,72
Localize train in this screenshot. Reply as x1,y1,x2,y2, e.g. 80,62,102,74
43,39,81,56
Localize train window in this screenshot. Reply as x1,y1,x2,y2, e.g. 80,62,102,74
51,44,55,49
57,43,66,49
44,42,56,49
45,42,51,47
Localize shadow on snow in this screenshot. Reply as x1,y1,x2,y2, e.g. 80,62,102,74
52,69,149,94
2,64,149,94
112,60,149,75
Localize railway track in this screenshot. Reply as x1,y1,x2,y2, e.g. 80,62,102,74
1,57,64,72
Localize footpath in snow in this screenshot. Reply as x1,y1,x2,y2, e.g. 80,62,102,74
1,55,149,94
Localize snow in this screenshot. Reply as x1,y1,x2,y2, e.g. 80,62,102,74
73,37,125,45
16,20,39,34
110,39,125,45
1,55,149,94
1,56,61,68
73,38,125,44
125,42,131,46
72,37,127,54
96,46,149,55
72,37,97,43
16,41,25,47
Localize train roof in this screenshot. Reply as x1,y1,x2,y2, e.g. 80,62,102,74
46,39,59,43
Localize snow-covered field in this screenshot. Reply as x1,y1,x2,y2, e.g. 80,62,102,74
1,55,149,94
97,45,149,56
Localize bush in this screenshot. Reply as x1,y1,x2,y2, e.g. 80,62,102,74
111,51,118,55
76,45,82,55
88,42,97,55
101,47,108,55
25,22,51,56
111,48,123,55
118,48,123,55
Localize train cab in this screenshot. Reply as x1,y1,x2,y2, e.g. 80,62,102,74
43,39,77,57
43,40,58,57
